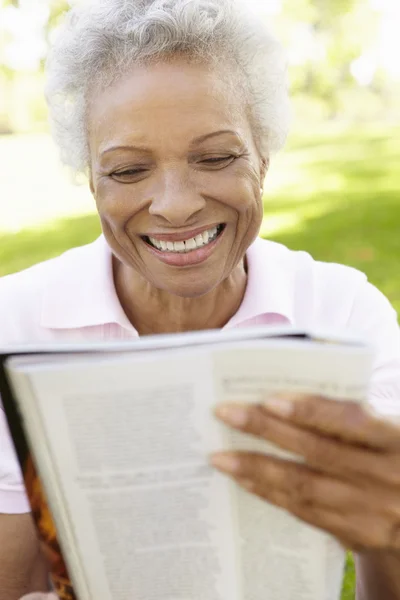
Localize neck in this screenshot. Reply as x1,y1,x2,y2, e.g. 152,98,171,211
114,260,248,336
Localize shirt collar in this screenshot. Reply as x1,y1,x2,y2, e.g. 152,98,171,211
225,237,294,328
41,236,135,332
41,235,294,331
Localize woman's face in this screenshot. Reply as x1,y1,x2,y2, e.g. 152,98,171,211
88,60,267,298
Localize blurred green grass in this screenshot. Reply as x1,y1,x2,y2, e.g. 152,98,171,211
261,125,400,315
1,126,399,599
342,553,357,600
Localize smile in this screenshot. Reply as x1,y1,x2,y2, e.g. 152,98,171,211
144,224,225,254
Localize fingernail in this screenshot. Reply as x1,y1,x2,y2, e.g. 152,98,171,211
215,404,249,427
211,454,241,474
263,396,293,417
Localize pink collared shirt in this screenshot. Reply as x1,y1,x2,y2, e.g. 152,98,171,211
1,235,399,515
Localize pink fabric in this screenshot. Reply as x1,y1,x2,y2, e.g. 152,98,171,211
1,235,399,514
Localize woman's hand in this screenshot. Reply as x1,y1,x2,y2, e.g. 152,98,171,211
212,394,400,553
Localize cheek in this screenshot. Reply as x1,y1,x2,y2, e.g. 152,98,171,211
93,178,152,268
94,178,146,227
225,162,264,245
95,190,146,268
221,160,262,210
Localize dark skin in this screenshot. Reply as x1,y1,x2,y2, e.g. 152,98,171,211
13,60,400,599
10,58,268,600
88,60,267,335
212,394,400,599
88,59,400,599
0,514,49,600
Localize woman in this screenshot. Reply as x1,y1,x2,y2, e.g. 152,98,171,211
0,0,399,598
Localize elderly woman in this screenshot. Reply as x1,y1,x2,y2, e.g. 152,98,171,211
1,0,400,599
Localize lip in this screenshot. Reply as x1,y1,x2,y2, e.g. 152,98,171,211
144,223,222,243
142,225,226,267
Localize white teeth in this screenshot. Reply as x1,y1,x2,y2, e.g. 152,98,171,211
175,241,185,252
148,226,221,254
185,238,197,250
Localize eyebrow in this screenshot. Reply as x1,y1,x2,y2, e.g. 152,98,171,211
191,129,240,145
100,144,151,157
100,130,240,157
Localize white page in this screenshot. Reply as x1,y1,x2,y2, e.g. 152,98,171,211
11,338,373,600
212,339,373,600
19,350,239,600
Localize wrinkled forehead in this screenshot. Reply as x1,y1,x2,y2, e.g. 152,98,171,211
86,59,254,154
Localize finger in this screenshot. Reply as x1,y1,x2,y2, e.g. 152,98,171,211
212,453,400,552
214,403,400,486
211,451,400,517
261,486,398,552
261,394,400,451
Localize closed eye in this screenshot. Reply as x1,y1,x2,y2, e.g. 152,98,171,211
199,155,237,169
110,168,149,182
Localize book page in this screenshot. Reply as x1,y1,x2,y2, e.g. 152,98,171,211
213,340,373,600
9,339,372,600
16,350,239,600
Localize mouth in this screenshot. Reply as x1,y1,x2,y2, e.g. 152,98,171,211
143,224,225,254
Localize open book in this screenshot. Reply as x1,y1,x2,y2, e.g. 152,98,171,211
0,327,374,600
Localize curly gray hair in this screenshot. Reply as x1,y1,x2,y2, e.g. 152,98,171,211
45,0,291,174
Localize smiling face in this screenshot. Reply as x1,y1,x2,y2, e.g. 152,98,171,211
88,60,267,298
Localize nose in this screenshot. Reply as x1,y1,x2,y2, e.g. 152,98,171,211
148,168,206,226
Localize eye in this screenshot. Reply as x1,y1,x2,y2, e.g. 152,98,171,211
200,155,236,167
110,167,150,182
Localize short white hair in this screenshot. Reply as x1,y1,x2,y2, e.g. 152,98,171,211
45,0,291,174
